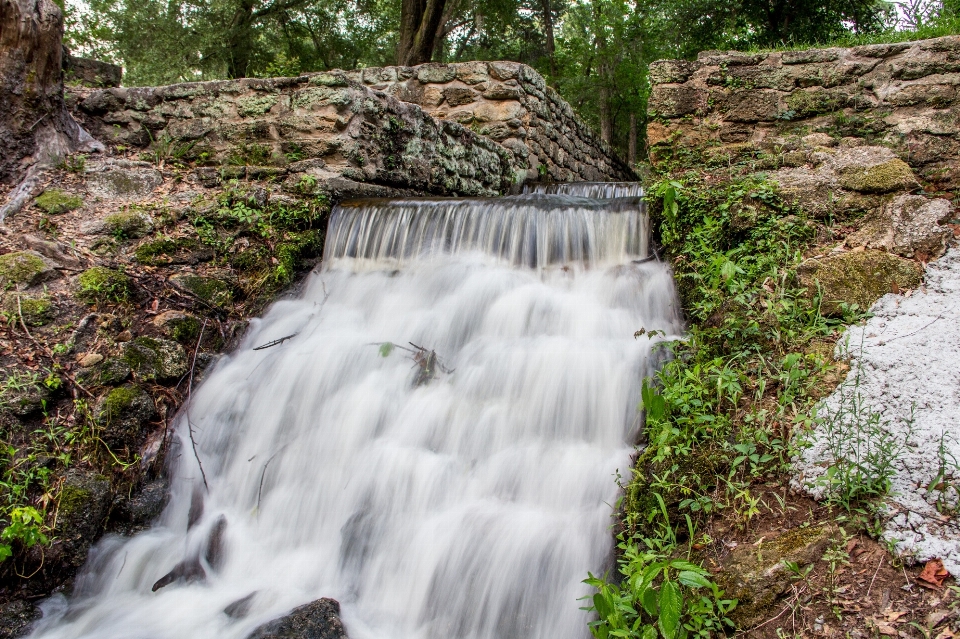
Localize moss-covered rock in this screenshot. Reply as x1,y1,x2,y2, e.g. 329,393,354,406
170,274,233,308
0,371,50,417
134,237,213,266
95,384,158,450
34,189,83,215
152,310,202,343
715,524,838,627
837,158,918,194
0,251,56,289
77,267,133,304
76,357,132,387
122,336,188,381
798,250,924,315
101,211,154,239
55,470,113,568
3,293,54,326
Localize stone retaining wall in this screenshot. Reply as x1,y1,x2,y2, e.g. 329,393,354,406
342,61,634,183
75,76,515,198
73,62,633,199
647,35,960,198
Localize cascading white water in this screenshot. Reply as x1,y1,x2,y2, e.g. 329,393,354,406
29,186,682,639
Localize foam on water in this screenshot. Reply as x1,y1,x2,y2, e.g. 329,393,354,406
30,190,681,639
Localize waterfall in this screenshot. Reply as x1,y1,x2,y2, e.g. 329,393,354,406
29,187,682,639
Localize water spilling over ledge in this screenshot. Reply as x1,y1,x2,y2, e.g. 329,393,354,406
29,184,681,639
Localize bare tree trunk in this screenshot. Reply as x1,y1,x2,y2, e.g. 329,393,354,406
0,0,101,214
397,0,448,65
598,65,613,145
540,0,556,76
628,113,637,165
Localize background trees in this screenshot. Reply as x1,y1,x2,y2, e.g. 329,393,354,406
64,0,957,160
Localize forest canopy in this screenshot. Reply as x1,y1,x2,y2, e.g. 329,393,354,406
63,0,960,156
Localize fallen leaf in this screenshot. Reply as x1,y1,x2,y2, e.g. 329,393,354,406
877,622,898,636
936,630,956,639
918,559,949,589
847,537,859,553
885,610,908,622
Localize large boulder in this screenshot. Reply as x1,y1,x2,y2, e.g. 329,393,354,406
798,249,924,315
246,598,348,639
847,194,954,260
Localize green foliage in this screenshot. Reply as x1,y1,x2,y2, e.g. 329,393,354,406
583,516,736,638
0,506,48,562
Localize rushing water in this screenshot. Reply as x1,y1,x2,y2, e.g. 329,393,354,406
30,185,682,639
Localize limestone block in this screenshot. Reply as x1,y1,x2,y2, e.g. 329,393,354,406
648,59,701,84
489,61,520,81
482,83,524,100
888,82,958,107
828,146,918,193
442,86,478,106
417,63,456,83
473,100,524,123
454,62,490,85
771,167,840,217
648,85,705,118
87,165,163,200
781,48,841,64
798,250,924,314
847,194,953,259
697,51,767,66
722,90,782,122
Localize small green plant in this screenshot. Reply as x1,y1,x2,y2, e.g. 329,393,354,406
583,539,736,638
58,154,86,173
803,367,912,514
0,506,48,562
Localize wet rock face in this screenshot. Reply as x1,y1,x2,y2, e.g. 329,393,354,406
247,598,348,639
0,598,40,639
54,470,113,569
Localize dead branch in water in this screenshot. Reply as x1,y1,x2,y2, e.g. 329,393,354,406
374,341,454,386
187,319,209,491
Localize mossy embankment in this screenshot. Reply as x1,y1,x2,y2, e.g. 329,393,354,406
0,153,331,631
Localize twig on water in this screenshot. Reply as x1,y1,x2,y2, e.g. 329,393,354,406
253,333,298,350
186,319,209,491
256,447,286,512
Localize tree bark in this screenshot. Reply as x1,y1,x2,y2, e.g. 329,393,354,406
397,0,448,65
0,0,101,193
598,64,613,145
539,0,556,76
628,113,637,165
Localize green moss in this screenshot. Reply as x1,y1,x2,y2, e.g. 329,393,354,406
171,275,233,308
786,88,845,118
4,294,53,326
134,237,209,266
77,267,132,305
34,189,83,215
57,483,92,518
101,385,137,420
798,250,923,315
0,251,49,289
837,158,917,193
103,211,152,239
122,336,188,381
168,317,201,343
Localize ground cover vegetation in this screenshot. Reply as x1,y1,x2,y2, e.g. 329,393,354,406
63,0,959,160
580,134,960,635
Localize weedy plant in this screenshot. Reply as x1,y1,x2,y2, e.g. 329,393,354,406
800,362,912,516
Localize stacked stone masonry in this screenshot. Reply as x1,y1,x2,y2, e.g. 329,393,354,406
73,62,633,200
647,36,960,313
648,36,960,200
